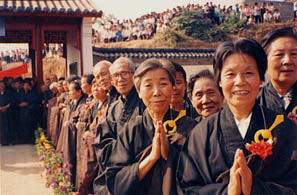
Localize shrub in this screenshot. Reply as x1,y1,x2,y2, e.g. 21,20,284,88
171,9,227,42
219,13,249,34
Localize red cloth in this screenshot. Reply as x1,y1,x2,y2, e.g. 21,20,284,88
0,63,28,80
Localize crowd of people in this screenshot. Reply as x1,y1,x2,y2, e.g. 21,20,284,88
1,27,297,195
0,48,29,70
93,2,286,44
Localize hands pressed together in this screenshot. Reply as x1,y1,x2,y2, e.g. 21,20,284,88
138,121,169,181
228,149,252,195
149,121,169,161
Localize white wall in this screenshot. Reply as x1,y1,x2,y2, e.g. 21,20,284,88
81,17,93,75
66,31,81,76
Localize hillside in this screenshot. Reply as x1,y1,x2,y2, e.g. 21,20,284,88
94,20,297,49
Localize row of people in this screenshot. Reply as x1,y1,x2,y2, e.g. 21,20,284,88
48,27,297,195
93,27,297,195
2,27,296,194
0,77,40,145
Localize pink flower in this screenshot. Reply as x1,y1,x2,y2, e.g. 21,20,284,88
245,140,273,160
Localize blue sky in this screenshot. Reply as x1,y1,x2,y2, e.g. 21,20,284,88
93,0,242,20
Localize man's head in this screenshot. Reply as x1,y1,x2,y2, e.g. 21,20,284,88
93,60,113,91
109,57,135,98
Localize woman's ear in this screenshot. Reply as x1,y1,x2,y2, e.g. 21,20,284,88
219,81,222,88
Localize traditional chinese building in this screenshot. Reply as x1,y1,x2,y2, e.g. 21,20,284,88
0,0,102,89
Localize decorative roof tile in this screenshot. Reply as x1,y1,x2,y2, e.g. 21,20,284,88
0,0,102,17
93,47,215,60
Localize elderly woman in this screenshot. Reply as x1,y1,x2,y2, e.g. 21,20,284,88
177,38,297,194
187,69,224,122
258,27,297,124
104,58,197,195
79,81,109,195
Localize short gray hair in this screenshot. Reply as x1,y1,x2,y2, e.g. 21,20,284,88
93,60,112,74
109,57,135,73
133,58,175,92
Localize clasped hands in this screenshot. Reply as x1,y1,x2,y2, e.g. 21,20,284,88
149,121,169,162
228,149,252,195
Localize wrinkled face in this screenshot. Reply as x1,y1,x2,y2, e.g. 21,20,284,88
191,77,224,118
57,83,65,94
267,37,297,89
138,68,173,116
170,72,186,106
110,62,134,97
69,83,81,100
220,53,261,112
63,81,69,92
81,77,92,95
94,65,112,91
92,81,107,101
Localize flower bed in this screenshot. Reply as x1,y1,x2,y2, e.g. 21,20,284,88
35,128,76,195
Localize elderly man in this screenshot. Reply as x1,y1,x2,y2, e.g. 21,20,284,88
93,60,119,105
93,57,145,195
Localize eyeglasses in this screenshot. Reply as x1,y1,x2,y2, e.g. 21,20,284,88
111,71,133,80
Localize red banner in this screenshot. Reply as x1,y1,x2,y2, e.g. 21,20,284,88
0,63,28,80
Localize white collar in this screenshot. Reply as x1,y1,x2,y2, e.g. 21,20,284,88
234,112,252,139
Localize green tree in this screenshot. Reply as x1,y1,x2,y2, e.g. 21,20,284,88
172,9,227,42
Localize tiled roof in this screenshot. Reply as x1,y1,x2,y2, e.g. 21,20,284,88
93,47,215,59
0,0,102,17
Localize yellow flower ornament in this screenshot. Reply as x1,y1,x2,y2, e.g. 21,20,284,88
163,110,186,134
254,114,284,143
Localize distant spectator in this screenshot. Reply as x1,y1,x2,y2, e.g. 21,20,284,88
253,3,261,23
260,3,266,23
294,2,297,20
263,10,272,23
273,9,281,23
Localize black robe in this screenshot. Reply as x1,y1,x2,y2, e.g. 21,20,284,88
18,89,38,142
93,87,145,195
0,90,13,145
105,109,197,195
258,81,297,116
177,104,297,195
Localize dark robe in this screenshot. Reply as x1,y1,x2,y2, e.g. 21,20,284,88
105,108,197,195
93,87,145,195
40,89,53,129
0,90,13,145
107,86,119,107
184,97,199,119
177,104,297,195
18,89,38,142
258,81,297,116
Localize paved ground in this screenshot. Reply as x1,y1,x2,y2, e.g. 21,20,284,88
0,144,53,195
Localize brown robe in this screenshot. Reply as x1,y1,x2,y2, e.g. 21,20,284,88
78,100,108,195
75,97,95,189
56,94,87,186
